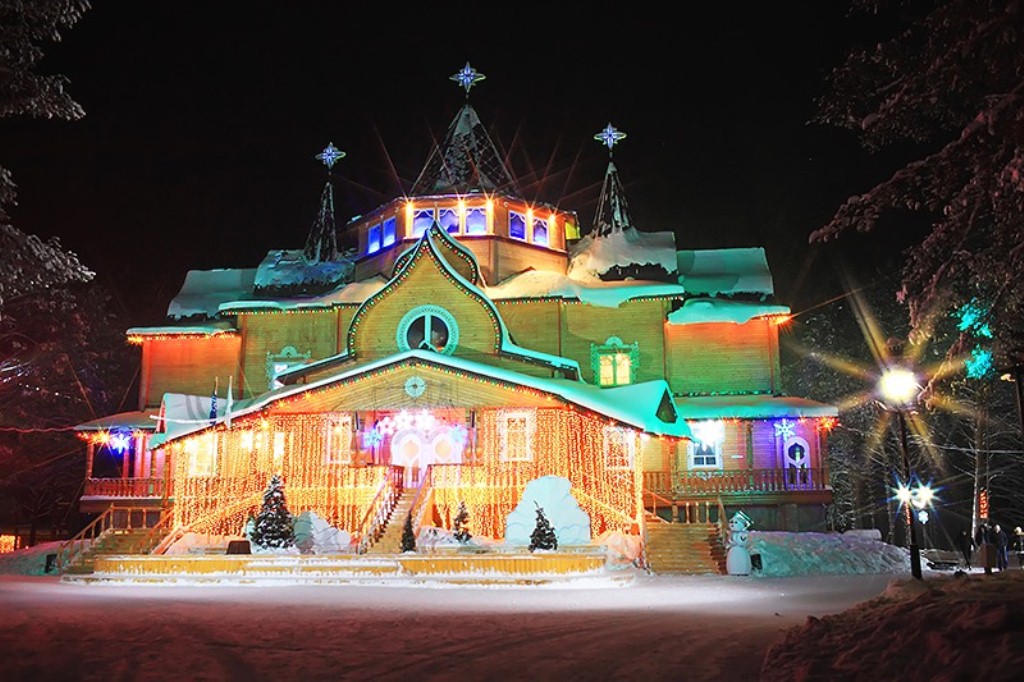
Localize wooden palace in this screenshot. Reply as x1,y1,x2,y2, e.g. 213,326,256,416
72,65,837,570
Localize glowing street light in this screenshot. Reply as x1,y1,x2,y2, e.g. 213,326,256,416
878,365,924,580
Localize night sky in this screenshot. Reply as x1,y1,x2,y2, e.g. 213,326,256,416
1,2,917,322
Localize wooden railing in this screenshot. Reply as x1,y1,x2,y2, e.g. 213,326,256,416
56,504,156,573
409,468,435,535
355,465,404,554
644,468,830,496
83,478,171,498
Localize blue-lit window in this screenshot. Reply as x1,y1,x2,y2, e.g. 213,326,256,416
412,209,434,238
367,224,381,254
382,218,396,247
532,218,548,246
439,208,459,233
465,208,487,235
509,211,526,240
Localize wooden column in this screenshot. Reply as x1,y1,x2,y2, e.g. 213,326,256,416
85,441,95,479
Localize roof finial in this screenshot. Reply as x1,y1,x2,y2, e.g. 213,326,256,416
451,62,485,98
594,123,627,157
316,142,345,171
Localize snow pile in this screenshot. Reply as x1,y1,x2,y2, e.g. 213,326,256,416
505,476,590,546
751,531,911,577
253,249,353,296
762,572,1024,681
0,541,62,575
567,227,677,282
676,248,775,296
167,268,257,319
294,511,353,554
486,268,684,308
596,530,643,568
666,297,790,326
415,527,501,552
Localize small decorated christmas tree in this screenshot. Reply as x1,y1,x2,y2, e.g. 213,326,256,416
453,501,472,544
529,503,557,552
250,474,296,550
401,513,417,553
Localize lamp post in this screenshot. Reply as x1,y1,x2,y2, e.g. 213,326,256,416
878,366,923,580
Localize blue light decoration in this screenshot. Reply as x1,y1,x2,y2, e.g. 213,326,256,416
316,142,345,170
773,419,796,441
966,347,995,380
450,424,469,447
108,431,132,454
450,62,485,95
956,298,993,338
594,123,627,153
363,428,384,449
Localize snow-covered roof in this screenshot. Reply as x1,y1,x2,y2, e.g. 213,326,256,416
162,349,691,445
218,277,387,314
567,228,678,282
156,392,254,441
74,409,161,432
167,269,258,319
126,320,237,339
486,269,684,308
666,298,790,326
676,248,774,296
673,395,838,420
254,249,352,292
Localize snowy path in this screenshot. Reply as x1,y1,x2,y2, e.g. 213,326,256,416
0,573,894,681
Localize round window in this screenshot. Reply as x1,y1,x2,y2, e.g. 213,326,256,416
396,305,459,355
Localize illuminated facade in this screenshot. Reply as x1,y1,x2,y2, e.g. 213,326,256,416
74,67,837,545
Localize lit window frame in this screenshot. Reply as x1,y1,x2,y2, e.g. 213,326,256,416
509,210,527,241
367,224,382,255
396,305,460,355
603,426,636,470
590,336,639,387
325,414,354,465
266,346,311,389
687,420,724,469
498,409,535,462
465,207,487,235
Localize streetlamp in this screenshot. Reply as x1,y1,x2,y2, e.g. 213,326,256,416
878,366,923,580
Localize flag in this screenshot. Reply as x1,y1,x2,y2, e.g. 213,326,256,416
209,378,219,424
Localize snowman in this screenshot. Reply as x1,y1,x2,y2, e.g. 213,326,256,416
726,511,753,576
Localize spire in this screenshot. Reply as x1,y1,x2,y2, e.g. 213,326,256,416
591,123,632,237
411,63,517,196
304,142,344,262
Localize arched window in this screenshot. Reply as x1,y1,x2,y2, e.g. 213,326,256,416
590,336,639,387
396,305,460,355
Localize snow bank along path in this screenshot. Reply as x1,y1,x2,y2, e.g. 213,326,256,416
0,573,893,681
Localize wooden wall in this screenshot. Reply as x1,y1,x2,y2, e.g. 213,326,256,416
238,310,339,397
139,336,241,409
665,318,780,395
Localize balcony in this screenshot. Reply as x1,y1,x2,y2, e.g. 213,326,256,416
83,478,171,499
644,468,830,497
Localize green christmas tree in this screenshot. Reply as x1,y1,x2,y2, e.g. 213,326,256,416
401,513,417,553
250,474,296,550
529,503,557,552
453,501,472,544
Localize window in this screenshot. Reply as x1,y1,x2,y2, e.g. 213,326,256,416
687,420,724,468
382,217,397,247
603,426,636,470
185,434,217,477
498,409,535,461
784,437,810,485
465,207,487,235
590,336,639,387
325,415,353,465
438,208,459,233
509,211,526,240
266,346,311,389
396,305,460,355
532,217,549,246
367,224,381,254
412,209,434,238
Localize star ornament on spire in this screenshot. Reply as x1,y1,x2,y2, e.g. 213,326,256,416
316,142,345,170
595,123,627,154
451,62,485,96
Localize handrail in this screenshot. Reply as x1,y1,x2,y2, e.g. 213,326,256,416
716,495,729,551
125,506,176,555
56,504,116,573
643,488,674,523
355,465,403,554
408,466,434,534
152,493,262,555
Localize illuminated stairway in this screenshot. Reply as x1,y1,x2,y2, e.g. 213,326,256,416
365,487,419,555
62,528,157,575
644,523,726,575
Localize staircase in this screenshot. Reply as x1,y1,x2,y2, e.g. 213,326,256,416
365,487,418,554
62,528,159,575
645,523,726,575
